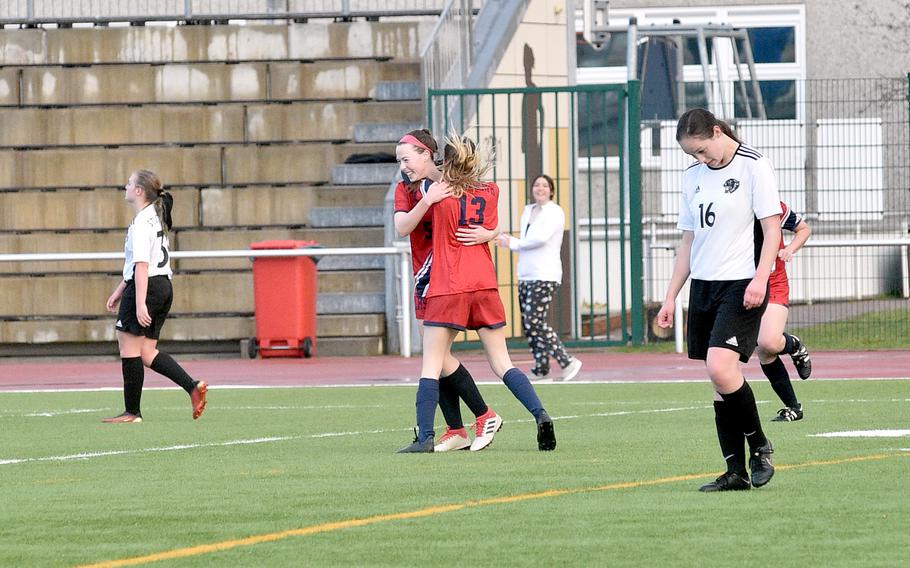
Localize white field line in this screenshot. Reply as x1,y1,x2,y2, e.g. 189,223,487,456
0,405,708,467
810,430,910,438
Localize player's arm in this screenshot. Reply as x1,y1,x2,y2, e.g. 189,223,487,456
779,219,811,262
744,215,782,309
134,262,152,327
657,230,693,329
457,222,500,246
393,182,452,237
106,280,128,312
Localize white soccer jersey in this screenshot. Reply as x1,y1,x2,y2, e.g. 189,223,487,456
122,204,173,281
677,144,782,281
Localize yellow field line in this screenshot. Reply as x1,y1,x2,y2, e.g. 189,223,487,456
77,451,907,568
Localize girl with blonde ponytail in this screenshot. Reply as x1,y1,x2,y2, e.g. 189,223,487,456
397,134,557,453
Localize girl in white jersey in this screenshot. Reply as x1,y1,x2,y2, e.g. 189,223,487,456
657,109,781,492
102,169,207,423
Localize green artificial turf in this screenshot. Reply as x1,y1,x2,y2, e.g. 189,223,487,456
1,379,907,567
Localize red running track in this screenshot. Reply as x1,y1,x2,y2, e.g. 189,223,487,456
1,349,908,391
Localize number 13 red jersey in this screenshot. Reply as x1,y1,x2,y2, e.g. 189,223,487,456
427,182,500,297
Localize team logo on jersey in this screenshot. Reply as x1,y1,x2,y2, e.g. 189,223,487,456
723,179,740,194
694,185,701,194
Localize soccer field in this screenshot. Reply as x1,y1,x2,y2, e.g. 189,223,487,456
1,380,908,567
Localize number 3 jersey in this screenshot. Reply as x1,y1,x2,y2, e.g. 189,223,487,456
428,182,500,297
677,144,782,281
123,204,173,281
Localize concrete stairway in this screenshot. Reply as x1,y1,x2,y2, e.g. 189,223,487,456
0,20,428,357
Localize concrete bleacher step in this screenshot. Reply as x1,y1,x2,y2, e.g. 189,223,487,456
174,226,384,271
308,207,385,228
0,143,401,189
9,60,420,106
374,81,422,101
0,21,434,66
353,121,423,143
0,184,391,233
0,101,423,148
331,163,399,185
0,271,384,317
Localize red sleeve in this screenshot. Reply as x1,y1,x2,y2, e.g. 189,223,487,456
484,182,499,231
394,182,413,213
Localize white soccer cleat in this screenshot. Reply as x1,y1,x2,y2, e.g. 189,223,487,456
434,427,471,452
470,409,503,452
561,358,583,382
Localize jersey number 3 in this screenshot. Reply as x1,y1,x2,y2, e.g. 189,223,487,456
156,230,169,268
458,195,486,226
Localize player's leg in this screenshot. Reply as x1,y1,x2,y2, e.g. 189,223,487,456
105,281,145,423
140,277,207,419
398,324,456,453
707,283,774,488
477,326,555,451
103,331,145,423
140,339,207,420
757,304,802,420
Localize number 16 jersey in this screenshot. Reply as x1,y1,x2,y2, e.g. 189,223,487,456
677,144,781,281
428,182,500,297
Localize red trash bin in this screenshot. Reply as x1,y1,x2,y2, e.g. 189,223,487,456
249,240,319,359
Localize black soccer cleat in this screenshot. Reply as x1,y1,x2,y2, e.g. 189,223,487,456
749,441,775,487
699,471,752,492
772,405,804,422
536,411,557,451
789,335,812,380
396,428,434,454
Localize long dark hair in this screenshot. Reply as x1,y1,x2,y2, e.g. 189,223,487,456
675,108,741,144
133,169,173,233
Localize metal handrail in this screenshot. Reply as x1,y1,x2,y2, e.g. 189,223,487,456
1,1,452,26
0,245,415,358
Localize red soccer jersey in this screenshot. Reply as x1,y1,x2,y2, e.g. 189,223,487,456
770,200,802,284
394,179,434,276
427,182,500,297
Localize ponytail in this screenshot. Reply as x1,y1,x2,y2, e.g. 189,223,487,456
132,169,172,233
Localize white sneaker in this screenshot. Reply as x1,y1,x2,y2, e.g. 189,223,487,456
470,409,503,451
434,427,470,452
561,358,583,382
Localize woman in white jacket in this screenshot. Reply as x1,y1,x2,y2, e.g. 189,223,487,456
496,175,582,381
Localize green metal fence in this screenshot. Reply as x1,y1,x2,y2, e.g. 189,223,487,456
427,82,644,348
642,77,910,350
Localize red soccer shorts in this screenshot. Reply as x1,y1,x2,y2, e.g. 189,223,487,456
423,290,506,331
768,271,790,307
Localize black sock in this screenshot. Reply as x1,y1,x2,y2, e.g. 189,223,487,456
781,333,800,355
761,357,799,408
448,364,488,418
437,373,464,430
150,352,197,394
720,380,768,452
713,400,746,475
122,356,144,416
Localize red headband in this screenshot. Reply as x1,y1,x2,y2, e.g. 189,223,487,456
398,134,434,154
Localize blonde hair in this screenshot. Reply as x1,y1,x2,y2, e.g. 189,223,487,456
133,169,173,233
441,132,493,198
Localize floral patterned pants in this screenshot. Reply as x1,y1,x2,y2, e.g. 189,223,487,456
518,280,571,376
